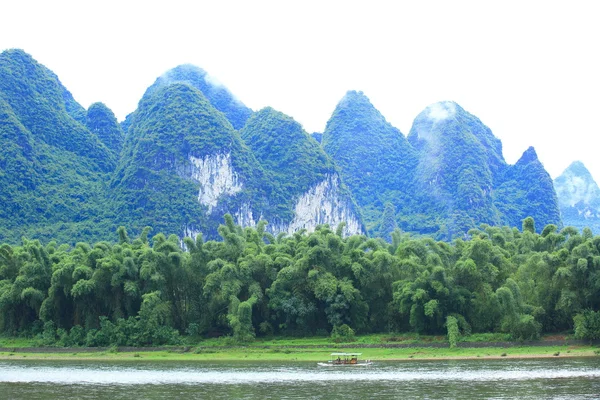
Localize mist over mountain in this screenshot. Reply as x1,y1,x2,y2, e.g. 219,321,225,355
407,102,560,238
142,64,253,130
0,49,568,244
407,101,502,237
554,161,600,233
322,93,561,239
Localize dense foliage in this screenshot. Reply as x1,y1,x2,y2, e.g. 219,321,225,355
322,91,418,236
407,103,561,239
495,147,562,232
408,102,502,237
86,102,124,156
240,107,357,222
0,49,579,255
0,49,117,244
1,217,598,346
112,83,268,239
322,95,562,240
0,50,113,169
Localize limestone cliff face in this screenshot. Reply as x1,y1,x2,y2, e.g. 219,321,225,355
111,82,261,239
284,174,362,236
176,152,254,240
181,171,362,238
260,174,363,236
208,106,364,237
234,202,257,228
177,152,243,213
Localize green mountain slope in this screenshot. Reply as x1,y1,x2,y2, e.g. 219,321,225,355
408,103,561,236
0,97,39,234
323,95,561,239
322,91,418,235
0,49,113,170
86,102,124,156
0,49,116,244
554,161,600,233
112,82,267,238
408,101,501,237
0,50,565,243
240,107,363,234
495,147,562,231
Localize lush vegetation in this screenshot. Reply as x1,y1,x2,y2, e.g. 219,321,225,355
495,146,562,232
407,103,560,239
0,49,117,245
112,82,271,239
240,107,358,222
408,102,502,237
322,90,418,236
0,49,573,249
0,50,113,170
86,102,124,156
322,95,561,240
1,216,599,348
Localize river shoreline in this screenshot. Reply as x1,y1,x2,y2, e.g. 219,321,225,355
1,342,598,362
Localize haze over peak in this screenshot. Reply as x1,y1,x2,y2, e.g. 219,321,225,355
426,101,457,122
143,64,253,130
554,161,600,233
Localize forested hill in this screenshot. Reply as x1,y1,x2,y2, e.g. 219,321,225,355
111,82,270,239
322,91,418,237
0,48,575,245
0,49,117,244
324,96,562,239
240,107,363,236
407,103,561,238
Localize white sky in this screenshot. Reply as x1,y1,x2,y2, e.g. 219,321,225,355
1,0,599,181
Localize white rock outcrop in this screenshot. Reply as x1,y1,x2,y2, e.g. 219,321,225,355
177,152,243,213
177,156,362,238
284,174,362,236
234,202,257,227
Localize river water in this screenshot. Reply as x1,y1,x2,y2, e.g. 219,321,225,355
1,358,599,399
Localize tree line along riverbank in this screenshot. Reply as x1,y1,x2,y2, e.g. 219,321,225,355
2,217,600,349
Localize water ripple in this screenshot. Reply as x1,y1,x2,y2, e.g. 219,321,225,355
1,360,600,385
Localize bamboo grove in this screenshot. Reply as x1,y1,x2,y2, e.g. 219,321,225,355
1,215,599,346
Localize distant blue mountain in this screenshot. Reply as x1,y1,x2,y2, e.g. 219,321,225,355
554,161,600,233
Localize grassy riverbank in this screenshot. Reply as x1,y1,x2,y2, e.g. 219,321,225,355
0,344,600,361
1,333,598,362
1,346,598,362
